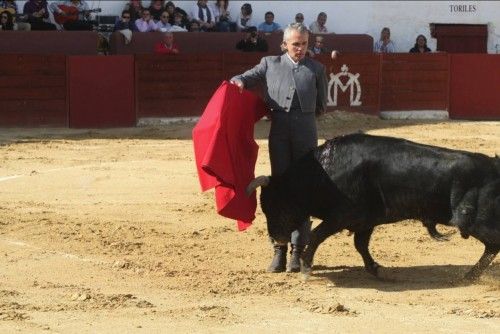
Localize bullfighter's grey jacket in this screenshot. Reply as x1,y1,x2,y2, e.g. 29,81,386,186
231,54,328,114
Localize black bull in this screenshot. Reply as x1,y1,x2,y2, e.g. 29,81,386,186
247,134,500,280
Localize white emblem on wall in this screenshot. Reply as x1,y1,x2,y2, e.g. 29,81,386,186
327,64,362,107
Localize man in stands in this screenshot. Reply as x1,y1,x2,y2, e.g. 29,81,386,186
236,26,268,52
189,0,214,32
257,11,281,33
309,11,328,34
156,9,171,32
154,31,179,54
135,7,156,32
49,0,94,31
114,9,137,32
23,0,56,30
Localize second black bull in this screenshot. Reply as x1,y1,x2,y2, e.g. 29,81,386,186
247,133,500,280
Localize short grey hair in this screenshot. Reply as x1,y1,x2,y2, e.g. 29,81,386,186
283,23,309,43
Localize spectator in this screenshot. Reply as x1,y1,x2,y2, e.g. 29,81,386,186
148,0,164,21
212,0,235,32
293,12,304,25
155,9,171,31
374,27,395,53
165,1,187,25
135,8,156,32
236,26,268,52
257,11,281,33
189,19,201,32
1,0,30,30
409,34,431,53
307,35,329,57
154,31,179,54
170,11,187,31
190,0,214,32
235,3,255,32
113,9,137,31
49,0,94,31
0,9,15,30
23,0,56,30
125,0,144,21
309,12,327,34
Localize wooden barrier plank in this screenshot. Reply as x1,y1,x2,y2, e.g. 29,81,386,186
0,75,65,88
449,54,500,119
0,86,66,100
0,100,67,127
0,99,66,113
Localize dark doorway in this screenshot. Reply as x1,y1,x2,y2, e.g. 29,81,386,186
430,23,488,53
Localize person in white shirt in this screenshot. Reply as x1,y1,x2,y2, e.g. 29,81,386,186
190,0,214,31
135,8,157,32
234,2,255,32
309,11,328,34
211,0,235,32
374,27,396,53
156,9,172,32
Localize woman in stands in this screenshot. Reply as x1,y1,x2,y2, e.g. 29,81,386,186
125,0,144,21
235,3,255,32
212,0,235,32
165,1,188,27
409,34,431,53
374,27,396,53
0,9,16,30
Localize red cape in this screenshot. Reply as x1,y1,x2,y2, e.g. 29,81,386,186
193,81,267,230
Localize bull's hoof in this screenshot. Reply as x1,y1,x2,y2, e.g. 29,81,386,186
366,262,381,277
430,231,454,242
463,270,480,282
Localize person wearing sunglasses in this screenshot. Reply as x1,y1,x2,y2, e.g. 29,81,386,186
113,9,137,31
156,9,171,32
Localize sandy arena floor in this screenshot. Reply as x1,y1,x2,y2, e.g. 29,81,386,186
0,111,499,333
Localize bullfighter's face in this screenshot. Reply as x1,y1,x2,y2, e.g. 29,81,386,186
284,30,309,62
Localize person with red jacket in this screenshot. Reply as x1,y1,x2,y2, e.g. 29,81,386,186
154,31,179,54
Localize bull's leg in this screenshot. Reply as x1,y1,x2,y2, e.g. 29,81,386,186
301,221,342,274
464,244,499,281
424,221,453,241
354,228,381,277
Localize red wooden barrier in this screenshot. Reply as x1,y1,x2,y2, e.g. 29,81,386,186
135,53,225,117
326,53,381,114
0,31,99,55
449,54,500,119
380,53,449,111
68,56,135,128
0,54,67,127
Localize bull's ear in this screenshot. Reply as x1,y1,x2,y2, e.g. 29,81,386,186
450,187,478,228
245,175,270,197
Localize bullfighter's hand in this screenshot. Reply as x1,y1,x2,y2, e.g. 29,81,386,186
230,79,244,93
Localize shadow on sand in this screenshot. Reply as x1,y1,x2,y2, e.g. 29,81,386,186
309,262,500,291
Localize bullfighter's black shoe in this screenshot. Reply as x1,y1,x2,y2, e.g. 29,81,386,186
267,244,287,273
287,244,304,273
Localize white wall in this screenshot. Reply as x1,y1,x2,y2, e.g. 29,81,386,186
17,1,500,53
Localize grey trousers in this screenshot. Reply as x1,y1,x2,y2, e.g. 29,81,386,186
268,108,317,246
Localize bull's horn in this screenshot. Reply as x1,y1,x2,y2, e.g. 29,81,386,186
246,176,270,196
